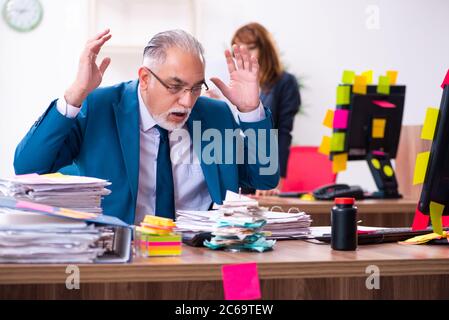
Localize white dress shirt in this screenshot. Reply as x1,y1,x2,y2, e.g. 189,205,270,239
56,86,265,224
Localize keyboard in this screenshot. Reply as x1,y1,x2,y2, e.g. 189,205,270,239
315,227,444,245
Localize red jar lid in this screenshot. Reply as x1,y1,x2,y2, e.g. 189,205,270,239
335,197,355,205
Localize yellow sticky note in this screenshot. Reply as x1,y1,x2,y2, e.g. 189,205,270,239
386,70,398,85
319,136,331,156
362,70,373,84
330,132,345,152
342,70,355,84
377,76,390,95
421,107,439,140
372,118,386,138
336,86,350,105
430,201,445,235
322,109,334,129
332,153,348,173
353,75,367,95
413,151,430,185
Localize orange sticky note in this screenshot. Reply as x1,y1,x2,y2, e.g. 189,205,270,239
372,118,386,138
386,70,398,85
362,70,373,84
413,151,430,185
421,107,439,140
222,263,261,300
353,75,367,95
332,153,348,173
319,136,331,156
322,109,334,129
430,201,445,235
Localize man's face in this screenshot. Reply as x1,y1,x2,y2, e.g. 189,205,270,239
139,47,205,131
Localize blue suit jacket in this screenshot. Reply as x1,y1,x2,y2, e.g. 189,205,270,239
14,80,279,224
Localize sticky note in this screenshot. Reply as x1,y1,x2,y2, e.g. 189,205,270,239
386,70,398,85
377,76,390,95
330,132,345,152
441,69,449,89
421,107,439,140
342,70,355,84
318,136,331,156
222,263,261,300
336,86,350,105
332,153,348,173
430,201,445,235
372,100,396,108
372,118,386,138
353,75,367,95
413,151,430,185
322,109,334,128
333,109,349,129
362,70,373,84
412,207,430,231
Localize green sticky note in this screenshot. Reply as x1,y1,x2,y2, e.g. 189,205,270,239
342,70,355,84
421,107,439,140
377,76,390,95
413,151,430,185
330,132,345,152
336,86,350,105
430,201,445,235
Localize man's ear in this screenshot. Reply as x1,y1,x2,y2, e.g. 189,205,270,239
138,67,149,90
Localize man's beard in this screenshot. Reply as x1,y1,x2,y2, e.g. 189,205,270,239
152,106,192,131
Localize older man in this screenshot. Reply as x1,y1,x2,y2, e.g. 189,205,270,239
14,29,279,224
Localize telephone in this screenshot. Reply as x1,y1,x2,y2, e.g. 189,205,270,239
312,183,365,200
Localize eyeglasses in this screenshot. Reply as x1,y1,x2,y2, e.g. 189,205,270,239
143,66,208,97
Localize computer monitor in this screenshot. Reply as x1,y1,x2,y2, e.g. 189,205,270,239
332,84,406,198
418,84,449,215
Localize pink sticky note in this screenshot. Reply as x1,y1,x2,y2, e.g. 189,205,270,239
16,200,54,214
443,216,449,227
372,100,396,108
222,263,261,300
333,109,349,129
412,207,430,231
372,150,385,156
441,69,449,89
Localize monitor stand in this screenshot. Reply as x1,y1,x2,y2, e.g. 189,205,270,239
366,151,402,199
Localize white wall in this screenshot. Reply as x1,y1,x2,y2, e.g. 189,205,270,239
1,0,448,192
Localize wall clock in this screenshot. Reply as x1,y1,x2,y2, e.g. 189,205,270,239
2,0,43,32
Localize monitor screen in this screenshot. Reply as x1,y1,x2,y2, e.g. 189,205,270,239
336,85,406,161
418,85,449,215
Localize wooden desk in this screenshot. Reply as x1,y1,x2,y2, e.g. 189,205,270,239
258,197,417,227
1,240,448,299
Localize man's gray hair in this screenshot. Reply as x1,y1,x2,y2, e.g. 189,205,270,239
143,29,205,67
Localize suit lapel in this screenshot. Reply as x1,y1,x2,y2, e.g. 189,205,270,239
187,107,222,205
112,80,140,205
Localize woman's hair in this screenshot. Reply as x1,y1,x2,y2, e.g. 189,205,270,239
231,22,283,90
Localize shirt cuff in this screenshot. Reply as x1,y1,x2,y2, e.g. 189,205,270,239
238,101,266,123
56,96,81,119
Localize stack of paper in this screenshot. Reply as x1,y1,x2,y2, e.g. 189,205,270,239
0,207,107,263
134,216,182,257
0,173,111,214
176,191,312,240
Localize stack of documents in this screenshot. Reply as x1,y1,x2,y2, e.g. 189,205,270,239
0,196,131,263
0,173,111,214
176,191,312,240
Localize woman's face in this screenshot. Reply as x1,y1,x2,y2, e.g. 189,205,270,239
234,41,259,59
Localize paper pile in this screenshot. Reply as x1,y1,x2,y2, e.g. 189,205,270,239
134,216,182,257
0,173,111,214
176,191,312,241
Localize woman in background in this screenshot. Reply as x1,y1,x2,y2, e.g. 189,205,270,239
231,22,301,196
